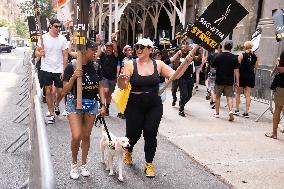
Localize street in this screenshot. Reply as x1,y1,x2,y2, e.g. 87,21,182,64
0,47,30,188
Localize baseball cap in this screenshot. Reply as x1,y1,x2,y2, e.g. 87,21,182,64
105,42,113,46
86,40,97,49
135,38,154,48
49,18,61,26
123,45,132,53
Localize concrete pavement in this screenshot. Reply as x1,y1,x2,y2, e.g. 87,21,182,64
159,86,284,189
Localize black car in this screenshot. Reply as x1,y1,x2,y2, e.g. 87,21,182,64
0,44,13,53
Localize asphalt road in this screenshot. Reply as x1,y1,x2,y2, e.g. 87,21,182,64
0,47,30,188
45,107,231,189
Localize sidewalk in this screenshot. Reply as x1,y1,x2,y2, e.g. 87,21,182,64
159,86,284,189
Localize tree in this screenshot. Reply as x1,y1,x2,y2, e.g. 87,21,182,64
0,19,9,27
19,0,56,20
14,18,29,38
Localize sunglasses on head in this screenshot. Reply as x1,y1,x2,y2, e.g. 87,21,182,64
53,24,61,29
134,44,147,50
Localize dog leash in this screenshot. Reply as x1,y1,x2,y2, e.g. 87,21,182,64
95,115,115,149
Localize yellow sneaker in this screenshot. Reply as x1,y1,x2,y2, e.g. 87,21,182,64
144,163,155,178
124,152,133,165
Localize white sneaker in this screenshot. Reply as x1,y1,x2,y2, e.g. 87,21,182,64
213,112,220,118
46,111,51,117
70,163,79,179
62,109,68,117
80,164,90,177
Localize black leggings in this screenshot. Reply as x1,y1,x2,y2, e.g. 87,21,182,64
178,78,194,111
125,93,163,163
171,80,179,101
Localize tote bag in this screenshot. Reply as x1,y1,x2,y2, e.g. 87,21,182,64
112,84,131,113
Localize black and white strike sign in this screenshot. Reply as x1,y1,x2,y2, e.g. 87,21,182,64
187,0,248,51
272,9,284,42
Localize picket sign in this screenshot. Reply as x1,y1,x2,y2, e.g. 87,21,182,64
187,0,248,52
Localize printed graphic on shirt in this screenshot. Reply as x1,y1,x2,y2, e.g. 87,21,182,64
82,71,99,92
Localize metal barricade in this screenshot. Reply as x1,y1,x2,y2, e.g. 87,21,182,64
17,55,56,189
251,68,274,122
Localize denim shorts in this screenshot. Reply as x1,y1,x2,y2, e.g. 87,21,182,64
66,94,99,115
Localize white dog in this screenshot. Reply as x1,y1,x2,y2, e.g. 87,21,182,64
99,128,130,181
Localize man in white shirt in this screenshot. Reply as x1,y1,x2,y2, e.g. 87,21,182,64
35,18,68,124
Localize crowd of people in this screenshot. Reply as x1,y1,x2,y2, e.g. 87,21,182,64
34,18,284,180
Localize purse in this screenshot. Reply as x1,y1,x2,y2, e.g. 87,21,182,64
112,84,131,113
270,73,281,91
81,99,97,112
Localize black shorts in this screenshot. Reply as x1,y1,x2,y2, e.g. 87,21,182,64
39,70,63,88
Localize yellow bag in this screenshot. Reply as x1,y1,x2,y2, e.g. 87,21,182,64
112,84,131,113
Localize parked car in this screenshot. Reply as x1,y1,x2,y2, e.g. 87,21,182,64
0,43,13,53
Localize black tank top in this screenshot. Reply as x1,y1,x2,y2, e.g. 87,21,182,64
240,52,257,75
130,59,160,94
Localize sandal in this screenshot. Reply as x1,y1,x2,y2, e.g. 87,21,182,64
264,133,277,139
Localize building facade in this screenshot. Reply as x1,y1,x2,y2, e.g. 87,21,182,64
0,0,21,24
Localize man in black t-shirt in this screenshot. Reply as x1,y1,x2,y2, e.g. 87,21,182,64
97,33,120,116
170,45,195,117
212,40,239,121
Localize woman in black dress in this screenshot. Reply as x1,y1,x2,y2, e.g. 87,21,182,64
234,41,259,118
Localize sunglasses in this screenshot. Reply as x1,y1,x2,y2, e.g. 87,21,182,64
53,25,61,29
134,44,147,51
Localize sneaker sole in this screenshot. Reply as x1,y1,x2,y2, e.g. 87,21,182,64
145,170,155,178
145,175,155,178
70,176,79,180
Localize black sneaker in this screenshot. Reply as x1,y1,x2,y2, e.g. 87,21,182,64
211,104,215,109
172,100,176,106
54,105,60,116
179,111,186,117
233,110,240,116
242,113,249,118
47,115,55,124
210,101,214,105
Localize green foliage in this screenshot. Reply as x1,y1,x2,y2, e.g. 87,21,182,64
0,19,9,27
14,18,29,38
233,44,244,51
19,0,56,20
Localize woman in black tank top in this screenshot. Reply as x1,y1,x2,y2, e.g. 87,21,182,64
117,38,198,178
235,41,259,118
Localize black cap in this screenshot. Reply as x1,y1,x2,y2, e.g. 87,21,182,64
49,18,61,26
86,40,97,49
